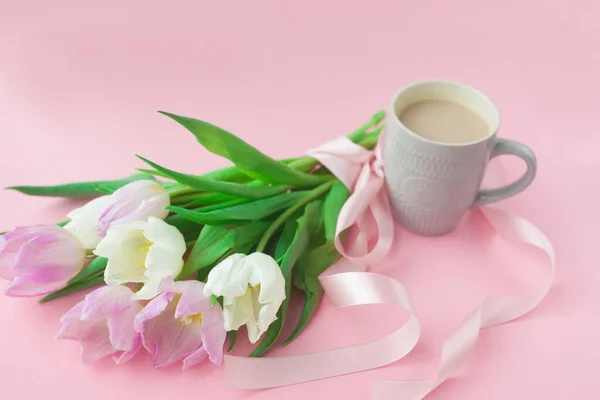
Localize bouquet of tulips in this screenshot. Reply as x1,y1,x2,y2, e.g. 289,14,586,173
0,110,385,368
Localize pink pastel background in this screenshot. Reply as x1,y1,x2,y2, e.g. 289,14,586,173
1,0,599,399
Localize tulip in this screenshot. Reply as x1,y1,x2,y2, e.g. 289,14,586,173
134,278,226,369
97,180,169,237
93,217,186,300
64,195,113,249
0,225,86,297
203,252,286,344
57,285,142,365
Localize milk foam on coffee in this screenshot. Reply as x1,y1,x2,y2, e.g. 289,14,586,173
399,99,489,144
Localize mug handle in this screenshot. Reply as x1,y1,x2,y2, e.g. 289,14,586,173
472,138,537,207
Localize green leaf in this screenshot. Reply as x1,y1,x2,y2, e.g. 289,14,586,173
164,214,203,243
283,287,324,346
305,199,325,244
250,201,320,357
159,111,327,186
195,197,251,212
200,166,251,183
167,191,310,226
227,330,238,352
274,219,298,262
284,241,341,345
137,156,290,200
323,181,350,241
68,257,108,285
139,165,250,184
6,173,155,197
347,110,386,144
183,192,237,208
179,221,270,278
39,275,105,303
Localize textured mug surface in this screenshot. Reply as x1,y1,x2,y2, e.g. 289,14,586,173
383,80,537,236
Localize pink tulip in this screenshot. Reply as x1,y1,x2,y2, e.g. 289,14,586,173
0,225,86,297
57,285,142,365
134,279,226,370
97,180,169,237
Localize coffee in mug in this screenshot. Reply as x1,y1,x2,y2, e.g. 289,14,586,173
398,99,489,144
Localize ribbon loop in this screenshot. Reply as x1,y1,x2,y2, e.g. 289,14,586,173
308,135,394,266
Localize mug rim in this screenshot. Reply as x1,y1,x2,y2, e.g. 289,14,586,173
389,80,501,147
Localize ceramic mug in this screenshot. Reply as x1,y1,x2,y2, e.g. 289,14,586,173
383,80,537,236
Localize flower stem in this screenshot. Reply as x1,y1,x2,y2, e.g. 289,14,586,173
167,186,196,198
283,124,385,177
255,180,335,253
347,110,386,143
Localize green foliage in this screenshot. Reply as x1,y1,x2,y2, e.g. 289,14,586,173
159,111,328,186
39,275,105,303
137,156,290,199
6,173,155,197
167,191,310,225
250,201,322,357
67,257,108,285
323,181,351,241
179,221,270,278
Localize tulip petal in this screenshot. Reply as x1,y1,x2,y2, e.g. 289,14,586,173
95,222,149,285
0,229,31,279
80,285,136,319
137,218,186,299
203,253,247,299
107,304,141,352
58,318,117,364
60,301,86,324
97,181,169,236
243,252,286,305
114,334,142,364
4,276,65,297
200,304,227,363
203,252,286,344
246,318,262,344
137,296,203,369
174,280,210,318
182,346,208,371
58,286,141,365
57,305,89,341
79,321,117,365
11,231,84,277
133,279,162,301
134,292,172,333
64,195,113,249
222,290,254,332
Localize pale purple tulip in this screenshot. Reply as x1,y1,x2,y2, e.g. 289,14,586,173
0,225,86,297
134,278,226,370
57,285,142,365
97,180,169,237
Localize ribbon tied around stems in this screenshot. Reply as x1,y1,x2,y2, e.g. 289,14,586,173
305,136,395,266
224,134,555,400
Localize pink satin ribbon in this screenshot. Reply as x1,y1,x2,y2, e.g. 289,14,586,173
305,136,394,266
224,136,555,400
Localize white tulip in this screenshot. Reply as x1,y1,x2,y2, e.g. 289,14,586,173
203,252,286,344
94,217,186,300
64,195,113,249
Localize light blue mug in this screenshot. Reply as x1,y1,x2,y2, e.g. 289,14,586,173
383,80,537,236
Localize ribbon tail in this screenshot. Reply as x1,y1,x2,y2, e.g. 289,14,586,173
334,175,394,267
372,207,555,400
224,272,420,389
